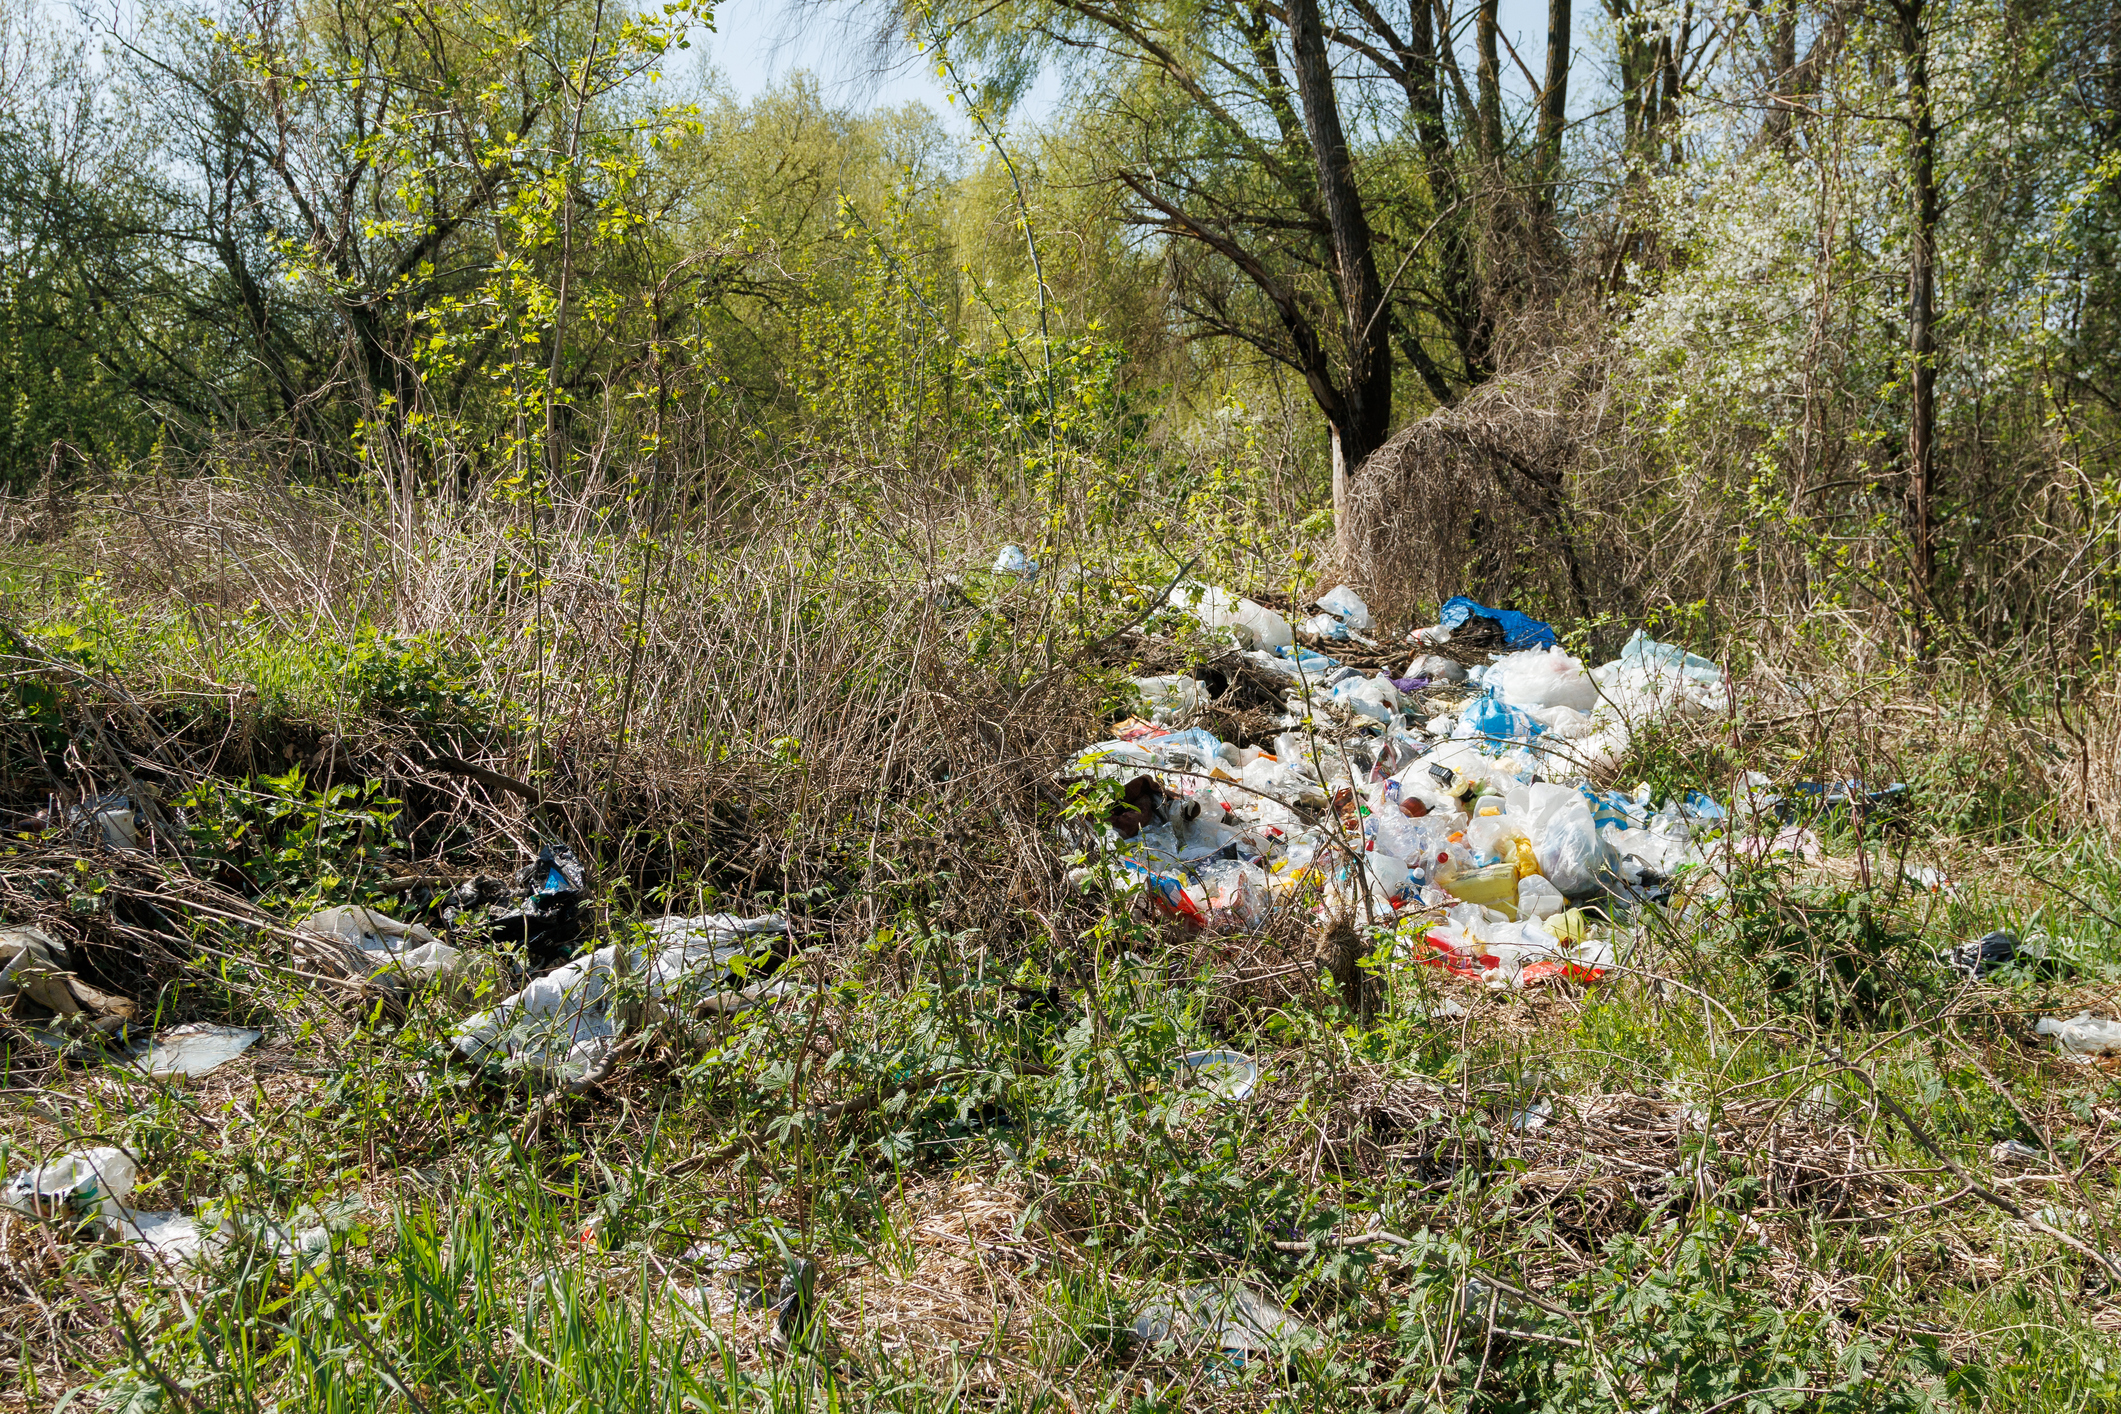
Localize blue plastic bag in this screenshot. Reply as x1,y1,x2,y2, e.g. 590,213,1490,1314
1457,694,1543,743
1438,597,1557,651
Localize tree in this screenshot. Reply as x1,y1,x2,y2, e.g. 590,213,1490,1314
909,0,1580,550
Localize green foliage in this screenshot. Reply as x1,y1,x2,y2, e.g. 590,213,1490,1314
337,630,490,723
174,767,407,910
1397,1211,1951,1412
1715,863,1938,1023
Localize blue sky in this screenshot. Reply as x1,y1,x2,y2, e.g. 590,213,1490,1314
695,0,1570,131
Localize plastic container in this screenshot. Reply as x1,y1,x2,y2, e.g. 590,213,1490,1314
3,1147,138,1223
1441,863,1520,918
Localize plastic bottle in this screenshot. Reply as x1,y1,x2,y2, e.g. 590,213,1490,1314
1442,862,1521,916
3,1147,139,1224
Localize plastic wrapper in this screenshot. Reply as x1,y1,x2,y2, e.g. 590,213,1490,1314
1316,585,1374,632
1492,646,1600,712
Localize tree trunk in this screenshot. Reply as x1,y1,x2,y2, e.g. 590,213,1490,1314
1896,0,1939,658
1286,0,1393,466
1537,0,1572,218
1408,0,1490,385
1476,0,1505,162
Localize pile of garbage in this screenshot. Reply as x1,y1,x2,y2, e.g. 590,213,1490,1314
1072,585,1743,990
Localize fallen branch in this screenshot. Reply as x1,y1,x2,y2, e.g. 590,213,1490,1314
1840,1056,2121,1284
424,754,543,806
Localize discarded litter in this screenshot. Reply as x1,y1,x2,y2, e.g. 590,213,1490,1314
1175,1049,1259,1103
1303,586,1377,641
1991,1139,2043,1165
1948,930,2019,979
1068,587,1747,993
131,1023,262,1080
992,544,1039,578
1509,1098,1554,1132
295,905,466,984
1134,1281,1317,1362
68,793,143,851
2036,1014,2121,1058
1,924,135,1033
4,1146,138,1224
1409,597,1557,651
455,913,792,1081
1170,581,1293,650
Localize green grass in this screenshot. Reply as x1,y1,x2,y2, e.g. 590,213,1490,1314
14,545,2121,1413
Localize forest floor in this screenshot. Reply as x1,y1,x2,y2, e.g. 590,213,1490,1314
4,491,2121,1413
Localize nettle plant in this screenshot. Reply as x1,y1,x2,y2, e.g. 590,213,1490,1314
176,767,408,913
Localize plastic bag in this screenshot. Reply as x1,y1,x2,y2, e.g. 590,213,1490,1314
1241,756,1322,807
1405,653,1467,683
1463,812,1528,861
1299,613,1351,640
4,1147,137,1223
2036,1014,2121,1056
1334,675,1400,723
1457,695,1542,744
1503,781,1581,834
1534,799,1612,896
1436,597,1557,650
1198,860,1271,928
1517,874,1566,919
1174,583,1293,649
1133,675,1207,723
1316,585,1374,632
1365,849,1410,900
992,544,1039,578
1493,647,1599,712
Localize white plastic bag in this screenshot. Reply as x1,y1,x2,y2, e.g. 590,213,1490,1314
1174,583,1293,649
1365,849,1411,899
1241,756,1322,807
992,544,1039,577
1534,799,1612,896
1464,813,1528,861
1405,654,1467,683
2036,1014,2121,1057
1493,647,1599,712
1315,585,1373,632
1132,674,1207,723
1517,874,1566,920
3,1147,137,1222
1299,613,1351,639
1371,809,1438,865
1503,781,1581,835
1334,675,1399,723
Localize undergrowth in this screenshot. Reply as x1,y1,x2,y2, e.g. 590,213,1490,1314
5,478,2121,1413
